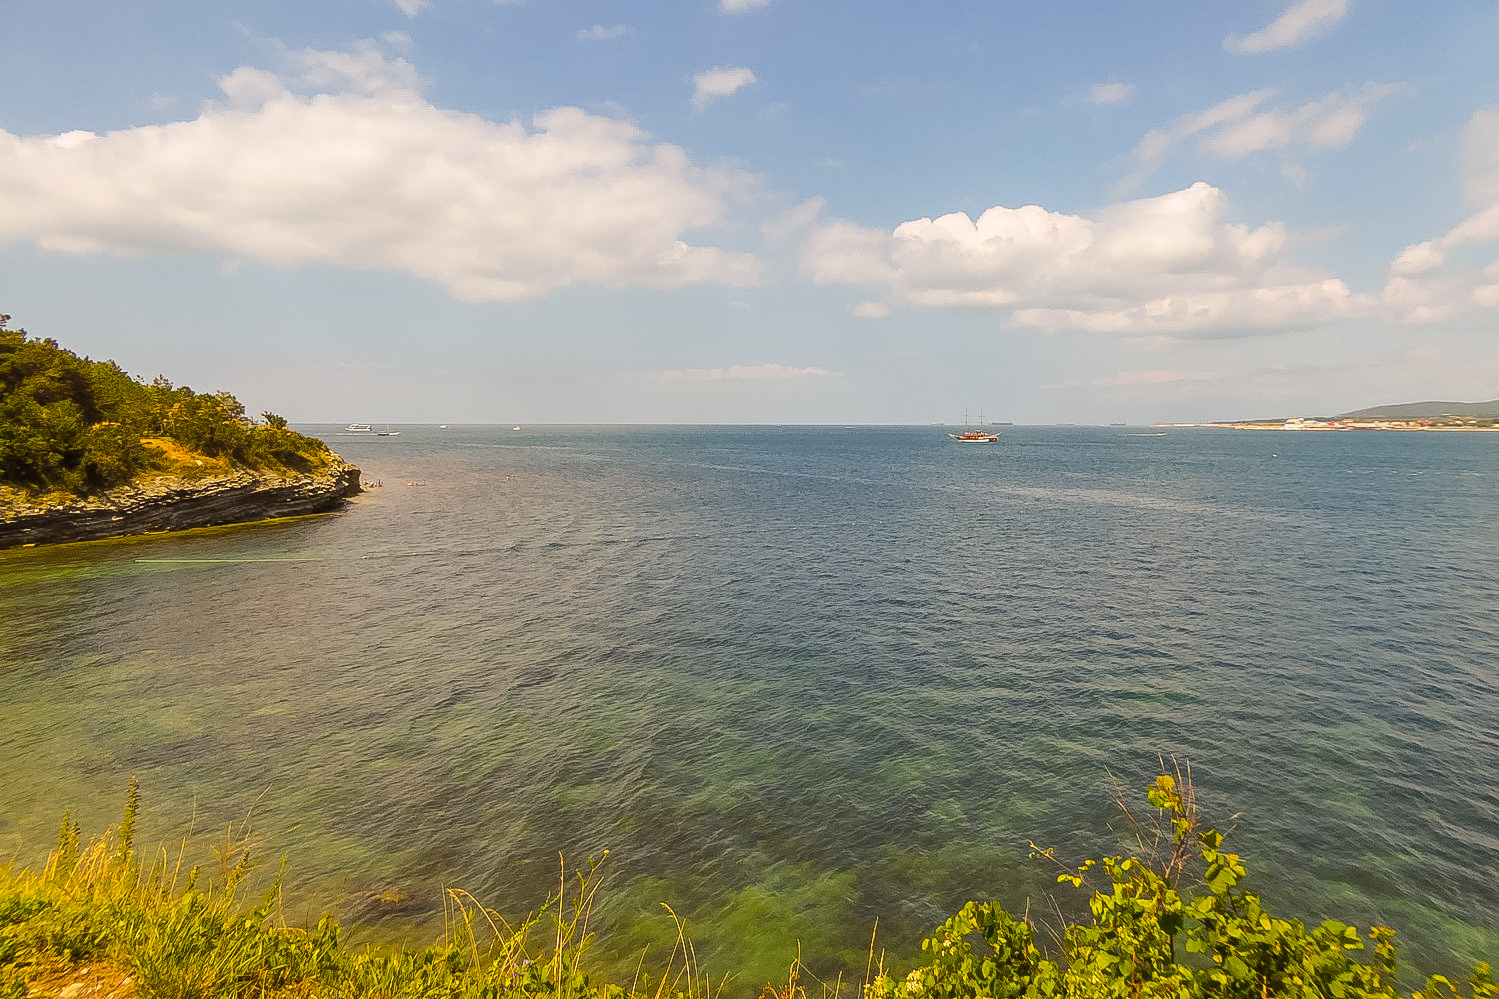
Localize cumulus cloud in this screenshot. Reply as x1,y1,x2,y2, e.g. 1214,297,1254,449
1225,0,1351,54
1384,108,1499,318
1121,83,1396,192
692,66,757,111
1087,82,1136,107
577,24,632,43
0,42,761,301
719,0,772,12
658,363,834,383
802,181,1372,337
391,0,430,17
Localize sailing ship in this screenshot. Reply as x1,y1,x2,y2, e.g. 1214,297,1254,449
949,411,1000,443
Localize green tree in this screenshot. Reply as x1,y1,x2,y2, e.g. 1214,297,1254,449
0,312,334,495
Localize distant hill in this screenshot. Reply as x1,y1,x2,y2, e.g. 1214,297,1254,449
1337,399,1499,420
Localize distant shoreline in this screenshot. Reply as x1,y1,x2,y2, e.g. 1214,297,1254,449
1157,422,1499,432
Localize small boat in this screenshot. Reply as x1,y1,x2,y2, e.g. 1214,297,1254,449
512,426,522,431
375,424,401,437
345,424,373,433
949,410,1000,443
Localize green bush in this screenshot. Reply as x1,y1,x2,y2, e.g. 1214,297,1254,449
2,775,1492,999
869,774,1494,999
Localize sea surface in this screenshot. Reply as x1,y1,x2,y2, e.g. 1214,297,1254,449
3,425,1497,985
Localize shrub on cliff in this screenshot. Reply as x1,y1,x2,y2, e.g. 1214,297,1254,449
0,313,331,495
869,772,1495,999
1,774,1492,999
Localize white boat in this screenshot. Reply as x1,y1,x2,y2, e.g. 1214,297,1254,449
345,424,373,433
376,424,401,437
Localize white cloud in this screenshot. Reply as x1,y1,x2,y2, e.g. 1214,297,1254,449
1464,107,1499,207
658,363,834,383
802,181,1372,337
0,43,761,302
853,302,889,319
1384,108,1499,318
719,0,772,12
577,24,633,43
1121,84,1395,192
763,197,825,240
1087,82,1136,107
391,0,430,17
692,66,757,112
1042,369,1218,390
1473,260,1499,307
1225,0,1351,54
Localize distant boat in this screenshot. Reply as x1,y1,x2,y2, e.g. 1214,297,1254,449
345,424,373,433
512,426,522,431
376,424,400,437
949,410,1000,443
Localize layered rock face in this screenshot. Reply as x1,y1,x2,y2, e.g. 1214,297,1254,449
0,460,362,549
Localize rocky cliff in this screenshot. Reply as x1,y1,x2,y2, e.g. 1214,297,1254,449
0,459,362,549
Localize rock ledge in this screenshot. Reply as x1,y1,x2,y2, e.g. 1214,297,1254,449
0,460,362,550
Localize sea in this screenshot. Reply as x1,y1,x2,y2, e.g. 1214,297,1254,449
2,425,1497,987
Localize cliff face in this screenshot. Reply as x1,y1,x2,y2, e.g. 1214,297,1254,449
0,460,362,550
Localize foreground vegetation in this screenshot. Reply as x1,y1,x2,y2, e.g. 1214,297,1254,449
0,314,333,499
1,774,1491,999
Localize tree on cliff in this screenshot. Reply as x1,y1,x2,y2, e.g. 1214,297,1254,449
0,313,331,495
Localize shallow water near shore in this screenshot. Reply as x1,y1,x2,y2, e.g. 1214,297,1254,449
3,425,1497,984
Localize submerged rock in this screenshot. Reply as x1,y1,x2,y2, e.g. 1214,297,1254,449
0,460,362,549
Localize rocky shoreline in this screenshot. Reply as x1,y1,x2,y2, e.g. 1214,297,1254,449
0,459,362,550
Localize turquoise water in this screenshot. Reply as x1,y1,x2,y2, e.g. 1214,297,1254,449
2,426,1497,983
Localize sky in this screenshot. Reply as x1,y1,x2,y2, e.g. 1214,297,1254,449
2,0,1498,425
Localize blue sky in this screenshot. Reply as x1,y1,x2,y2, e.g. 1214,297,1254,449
3,0,1498,424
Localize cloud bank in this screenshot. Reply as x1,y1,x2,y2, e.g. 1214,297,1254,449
0,43,760,301
802,182,1370,336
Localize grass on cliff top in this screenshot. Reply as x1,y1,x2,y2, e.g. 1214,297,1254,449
0,781,729,999
0,433,341,518
3,773,1494,999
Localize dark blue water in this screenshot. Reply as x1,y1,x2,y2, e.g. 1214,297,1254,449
3,426,1497,983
